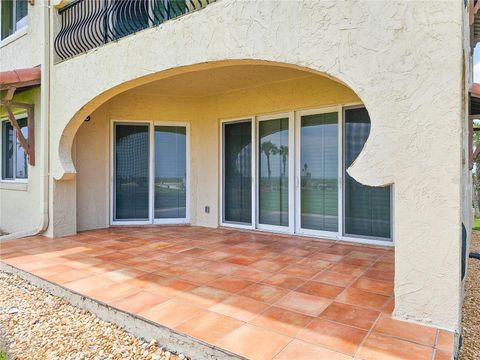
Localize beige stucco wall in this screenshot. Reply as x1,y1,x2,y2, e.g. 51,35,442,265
48,0,466,331
0,89,42,234
75,74,359,231
0,1,43,70
0,1,46,235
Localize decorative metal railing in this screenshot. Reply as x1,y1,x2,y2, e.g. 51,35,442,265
54,0,215,61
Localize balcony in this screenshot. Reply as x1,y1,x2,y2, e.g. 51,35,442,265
54,0,215,61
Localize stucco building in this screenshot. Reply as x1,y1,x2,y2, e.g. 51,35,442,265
0,0,477,358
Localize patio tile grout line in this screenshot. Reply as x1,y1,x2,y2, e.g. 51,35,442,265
6,227,438,360
197,245,394,358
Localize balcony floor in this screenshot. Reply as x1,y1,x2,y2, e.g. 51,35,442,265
0,226,453,359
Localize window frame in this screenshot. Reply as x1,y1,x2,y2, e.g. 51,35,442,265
219,116,256,230
0,115,29,183
341,105,394,242
109,119,190,226
256,112,293,234
0,0,28,43
219,103,394,246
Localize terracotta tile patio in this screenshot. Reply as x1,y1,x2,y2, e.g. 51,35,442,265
0,226,454,359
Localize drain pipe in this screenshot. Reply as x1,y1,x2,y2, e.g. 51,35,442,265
0,1,50,241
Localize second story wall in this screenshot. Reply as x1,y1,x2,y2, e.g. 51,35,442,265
0,0,44,71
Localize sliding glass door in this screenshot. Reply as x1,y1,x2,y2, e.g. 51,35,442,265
223,120,253,225
258,116,290,230
297,111,339,235
112,122,189,225
154,125,187,223
113,123,150,222
221,106,392,243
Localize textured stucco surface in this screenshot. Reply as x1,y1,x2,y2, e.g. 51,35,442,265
75,72,358,231
0,1,43,71
47,0,465,330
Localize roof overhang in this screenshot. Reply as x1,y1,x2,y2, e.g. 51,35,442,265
470,83,480,114
0,67,41,94
0,67,40,166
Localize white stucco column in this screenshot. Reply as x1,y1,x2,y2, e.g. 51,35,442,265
45,177,77,238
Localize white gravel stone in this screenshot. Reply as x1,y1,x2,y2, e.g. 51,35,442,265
0,271,189,360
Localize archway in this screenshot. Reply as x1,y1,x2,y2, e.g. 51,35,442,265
57,60,378,181
69,62,392,248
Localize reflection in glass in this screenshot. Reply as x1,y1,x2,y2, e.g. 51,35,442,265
16,119,28,179
301,112,338,232
1,118,27,180
224,121,252,224
154,126,186,219
2,121,14,179
259,118,289,227
344,108,391,239
114,124,149,220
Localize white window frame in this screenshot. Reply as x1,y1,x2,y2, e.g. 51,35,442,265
295,105,342,239
256,112,294,234
0,0,28,44
152,121,190,225
109,120,190,226
110,121,152,225
219,116,256,230
0,115,28,183
219,103,394,246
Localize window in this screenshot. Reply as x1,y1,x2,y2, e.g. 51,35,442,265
1,0,28,40
343,107,391,239
221,106,392,243
112,121,190,224
223,120,252,225
1,118,28,180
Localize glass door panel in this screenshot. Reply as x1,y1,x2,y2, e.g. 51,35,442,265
154,126,187,220
223,121,252,225
113,123,150,221
258,117,289,228
344,107,391,239
300,112,338,233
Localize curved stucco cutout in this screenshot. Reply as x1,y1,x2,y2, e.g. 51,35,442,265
55,59,385,189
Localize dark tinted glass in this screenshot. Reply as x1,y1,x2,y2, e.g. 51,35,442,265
15,118,28,179
114,124,150,220
16,0,28,23
1,1,13,40
2,121,14,179
224,121,252,224
344,107,391,239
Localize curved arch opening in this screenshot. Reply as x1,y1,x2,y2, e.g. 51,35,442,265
69,61,391,243
58,59,362,179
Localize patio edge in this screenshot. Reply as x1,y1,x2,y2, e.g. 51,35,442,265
0,261,245,360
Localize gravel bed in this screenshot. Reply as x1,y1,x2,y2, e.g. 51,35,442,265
459,231,480,360
0,271,187,360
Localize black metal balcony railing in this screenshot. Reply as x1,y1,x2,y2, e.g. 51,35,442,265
54,0,214,61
